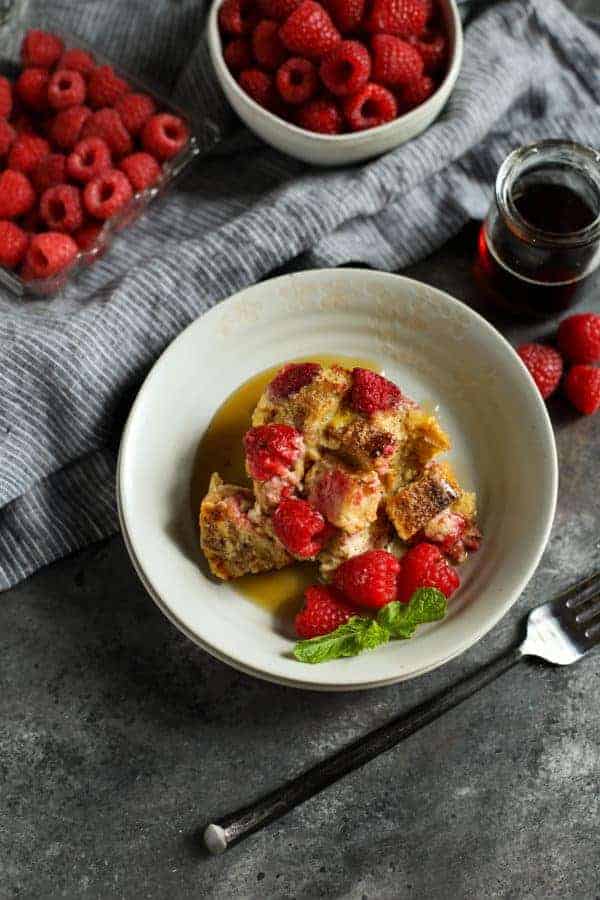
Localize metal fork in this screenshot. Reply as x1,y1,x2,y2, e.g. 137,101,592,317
203,571,600,854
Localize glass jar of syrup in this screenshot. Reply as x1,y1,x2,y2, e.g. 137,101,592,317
476,140,600,317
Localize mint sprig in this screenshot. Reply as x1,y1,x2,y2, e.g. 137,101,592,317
293,588,447,664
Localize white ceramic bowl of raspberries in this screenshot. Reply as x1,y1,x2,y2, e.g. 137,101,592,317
0,29,197,295
208,0,463,165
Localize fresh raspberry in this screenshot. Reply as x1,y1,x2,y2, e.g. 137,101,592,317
83,169,133,220
244,423,303,480
0,170,36,219
65,137,111,183
280,1,341,59
40,184,83,233
23,231,78,279
325,0,365,32
320,40,370,97
295,585,356,638
0,75,12,118
81,108,132,157
223,38,253,72
31,152,67,193
257,0,301,20
11,113,37,135
0,220,28,269
276,57,318,104
219,0,258,35
411,29,447,73
516,343,563,400
239,68,277,110
0,119,16,157
114,92,157,136
58,48,96,78
564,365,600,416
49,105,91,149
333,549,400,608
252,20,287,70
118,152,161,192
73,221,103,252
395,542,460,604
365,0,429,37
350,367,408,414
400,74,436,109
269,362,322,398
7,133,50,175
87,65,129,109
297,97,343,133
371,34,423,86
21,30,64,69
343,83,397,130
15,67,50,112
557,313,600,364
273,498,333,558
47,69,87,110
141,113,189,161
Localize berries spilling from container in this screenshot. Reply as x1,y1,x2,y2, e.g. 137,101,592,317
218,0,448,134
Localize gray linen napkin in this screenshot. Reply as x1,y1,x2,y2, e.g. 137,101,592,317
0,0,598,589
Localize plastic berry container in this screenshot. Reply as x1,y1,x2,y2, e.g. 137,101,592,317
0,28,219,297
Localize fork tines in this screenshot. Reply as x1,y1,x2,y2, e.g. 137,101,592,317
557,569,600,648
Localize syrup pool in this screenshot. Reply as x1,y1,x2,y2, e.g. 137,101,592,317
191,355,379,616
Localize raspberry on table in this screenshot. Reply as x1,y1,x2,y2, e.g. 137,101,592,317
343,83,397,130
0,220,29,269
333,549,400,608
8,133,50,175
564,364,600,416
0,170,36,219
244,423,304,480
21,30,64,69
252,20,287,69
276,58,318,104
411,29,447,74
371,34,424,86
0,75,13,118
365,0,429,38
224,38,254,72
219,0,259,35
273,497,334,558
295,585,356,638
16,67,51,112
114,92,157,136
141,113,190,160
81,108,133,157
73,221,103,252
0,119,16,158
320,40,371,97
47,69,87,110
119,152,161,192
31,153,67,193
40,184,84,233
58,48,96,78
83,169,133,220
280,1,341,59
557,312,600,365
67,137,112,183
325,0,365,33
87,65,129,109
297,97,343,133
350,367,409,415
395,541,460,603
22,231,78,279
400,73,436,109
257,0,301,20
268,362,322,398
516,343,563,400
49,105,92,149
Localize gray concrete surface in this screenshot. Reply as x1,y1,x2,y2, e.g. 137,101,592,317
2,222,600,899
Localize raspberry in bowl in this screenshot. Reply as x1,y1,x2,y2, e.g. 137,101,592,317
0,28,204,297
208,0,463,165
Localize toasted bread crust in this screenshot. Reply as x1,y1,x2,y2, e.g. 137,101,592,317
386,463,461,541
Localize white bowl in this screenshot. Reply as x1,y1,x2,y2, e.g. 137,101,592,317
207,0,463,166
118,269,557,691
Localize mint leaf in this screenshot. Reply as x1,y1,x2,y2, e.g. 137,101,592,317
294,616,389,664
377,588,447,639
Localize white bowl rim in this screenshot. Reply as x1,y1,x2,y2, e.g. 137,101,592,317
206,0,464,145
117,268,558,692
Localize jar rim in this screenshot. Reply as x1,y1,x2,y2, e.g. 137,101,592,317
495,139,600,248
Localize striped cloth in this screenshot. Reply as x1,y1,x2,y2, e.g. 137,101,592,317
0,0,598,589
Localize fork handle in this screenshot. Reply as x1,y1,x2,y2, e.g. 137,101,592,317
203,645,523,854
